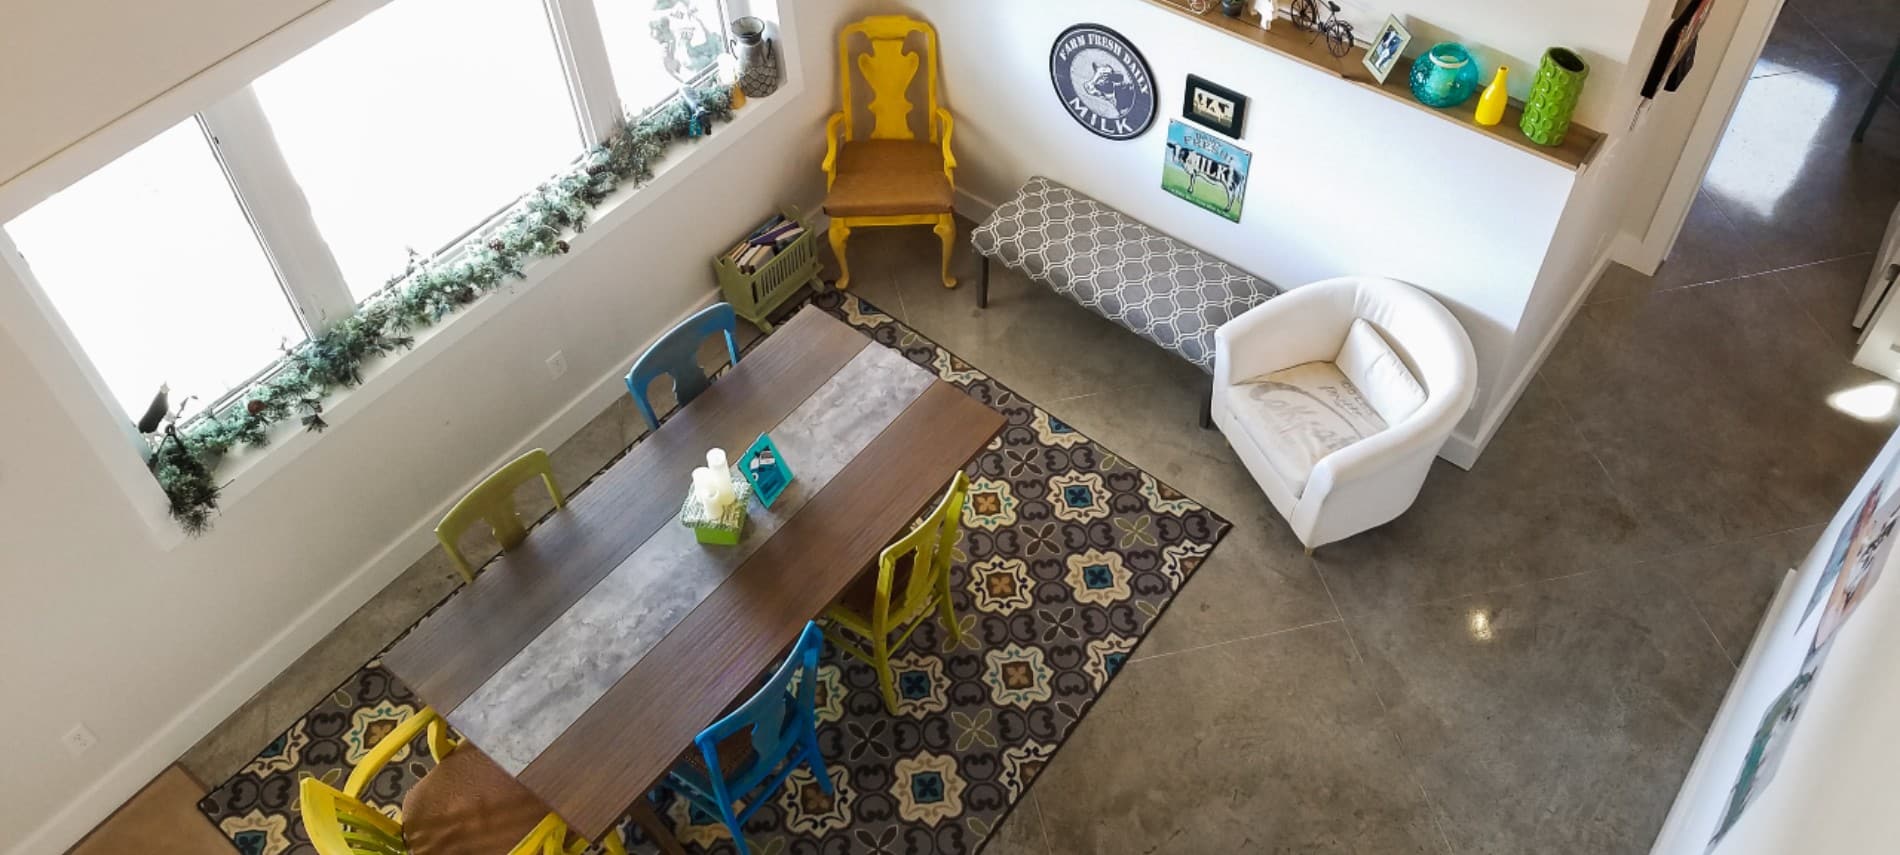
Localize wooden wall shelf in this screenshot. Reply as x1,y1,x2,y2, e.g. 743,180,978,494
1140,1,1604,171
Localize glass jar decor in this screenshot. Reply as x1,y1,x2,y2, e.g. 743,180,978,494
1409,42,1481,108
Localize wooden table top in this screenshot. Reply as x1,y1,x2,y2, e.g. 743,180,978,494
383,305,1006,840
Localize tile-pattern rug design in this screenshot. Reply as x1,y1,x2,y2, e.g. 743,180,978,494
199,292,1231,854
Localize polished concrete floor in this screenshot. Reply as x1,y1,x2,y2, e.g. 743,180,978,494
175,9,1900,854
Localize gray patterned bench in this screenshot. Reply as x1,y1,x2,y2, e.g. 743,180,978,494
971,176,1280,375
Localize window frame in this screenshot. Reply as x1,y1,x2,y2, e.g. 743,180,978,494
0,0,779,543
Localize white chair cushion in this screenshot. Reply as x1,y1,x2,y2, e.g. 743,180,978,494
1335,319,1426,424
1228,362,1388,496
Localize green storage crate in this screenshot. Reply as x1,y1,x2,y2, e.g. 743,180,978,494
715,208,823,332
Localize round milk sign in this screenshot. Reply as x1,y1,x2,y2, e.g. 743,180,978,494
1050,24,1157,141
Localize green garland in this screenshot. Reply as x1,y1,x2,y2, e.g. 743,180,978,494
151,86,735,534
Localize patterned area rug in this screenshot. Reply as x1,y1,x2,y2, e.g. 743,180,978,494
199,291,1232,855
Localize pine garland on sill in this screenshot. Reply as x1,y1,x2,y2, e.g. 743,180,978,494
151,86,735,534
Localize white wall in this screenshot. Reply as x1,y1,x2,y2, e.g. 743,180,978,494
0,0,329,188
0,1,877,852
1651,428,1900,855
1466,0,1687,457
909,0,1662,454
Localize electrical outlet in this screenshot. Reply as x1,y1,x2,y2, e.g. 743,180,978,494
545,351,568,380
62,723,97,757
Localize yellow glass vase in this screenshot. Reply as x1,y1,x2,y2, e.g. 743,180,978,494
1475,66,1510,126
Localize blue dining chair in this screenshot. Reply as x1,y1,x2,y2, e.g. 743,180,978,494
625,302,742,431
663,622,830,855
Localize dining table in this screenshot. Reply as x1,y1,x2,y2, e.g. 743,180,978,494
382,304,1007,850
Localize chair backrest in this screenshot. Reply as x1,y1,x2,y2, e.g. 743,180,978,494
877,471,970,630
625,303,741,432
837,15,943,144
694,621,824,817
436,449,565,582
301,777,410,855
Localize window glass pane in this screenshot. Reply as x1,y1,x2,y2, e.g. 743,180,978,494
595,0,727,116
6,120,304,422
254,0,581,300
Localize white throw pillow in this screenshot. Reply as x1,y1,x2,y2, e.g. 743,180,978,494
1335,319,1426,424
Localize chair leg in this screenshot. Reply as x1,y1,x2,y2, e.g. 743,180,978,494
1200,380,1215,430
874,636,898,715
722,805,750,855
807,736,835,796
936,578,963,646
979,256,990,309
829,221,853,290
627,801,686,855
934,215,958,288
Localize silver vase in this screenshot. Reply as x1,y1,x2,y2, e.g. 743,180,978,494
731,16,780,98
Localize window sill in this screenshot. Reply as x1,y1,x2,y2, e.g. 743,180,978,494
138,80,806,546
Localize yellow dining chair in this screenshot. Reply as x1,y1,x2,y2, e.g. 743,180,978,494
299,706,627,855
822,15,959,291
436,449,565,582
823,471,970,714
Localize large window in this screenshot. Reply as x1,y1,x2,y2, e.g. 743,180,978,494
6,121,303,420
254,0,584,299
4,0,744,430
595,0,727,116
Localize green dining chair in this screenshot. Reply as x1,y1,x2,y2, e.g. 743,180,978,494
625,303,742,432
823,471,970,713
435,448,565,582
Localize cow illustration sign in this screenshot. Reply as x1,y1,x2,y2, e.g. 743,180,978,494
1162,120,1252,222
1050,24,1156,141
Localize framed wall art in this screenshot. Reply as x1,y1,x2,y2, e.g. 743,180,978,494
1162,120,1252,223
1050,23,1158,140
1182,74,1248,138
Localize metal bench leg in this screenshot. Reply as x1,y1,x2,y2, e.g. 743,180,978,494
979,256,990,309
1200,380,1214,430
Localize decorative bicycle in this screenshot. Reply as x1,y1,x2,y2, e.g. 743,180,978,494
1288,0,1356,58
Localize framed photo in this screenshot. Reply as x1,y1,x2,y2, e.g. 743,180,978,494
1182,74,1248,138
739,433,794,508
1162,120,1252,223
1362,16,1411,84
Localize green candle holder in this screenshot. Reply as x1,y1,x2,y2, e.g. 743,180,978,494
681,467,755,546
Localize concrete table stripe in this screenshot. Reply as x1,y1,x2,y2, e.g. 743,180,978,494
452,342,934,773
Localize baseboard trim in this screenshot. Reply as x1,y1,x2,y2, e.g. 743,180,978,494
7,294,719,855
1442,248,1616,472
955,187,1000,223
1611,229,1662,275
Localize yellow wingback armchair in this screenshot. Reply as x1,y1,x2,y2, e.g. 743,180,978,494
822,15,958,291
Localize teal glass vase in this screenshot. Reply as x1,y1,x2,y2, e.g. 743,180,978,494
1409,43,1481,108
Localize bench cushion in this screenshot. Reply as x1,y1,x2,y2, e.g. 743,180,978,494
971,176,1278,370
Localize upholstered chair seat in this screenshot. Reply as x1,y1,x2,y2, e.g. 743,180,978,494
824,140,955,218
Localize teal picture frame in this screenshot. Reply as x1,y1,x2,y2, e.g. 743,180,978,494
741,433,794,507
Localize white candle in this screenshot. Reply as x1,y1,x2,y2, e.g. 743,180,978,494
692,467,724,511
705,448,735,504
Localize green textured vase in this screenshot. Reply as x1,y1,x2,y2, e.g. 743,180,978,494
1520,48,1589,146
